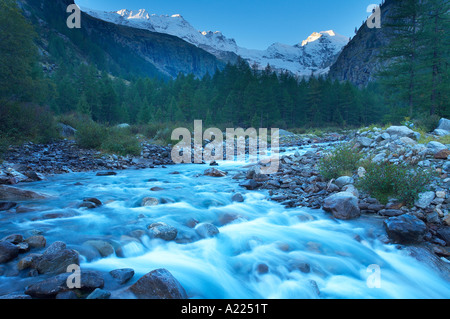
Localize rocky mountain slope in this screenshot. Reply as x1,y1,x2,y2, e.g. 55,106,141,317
21,0,225,79
328,0,395,87
83,8,349,77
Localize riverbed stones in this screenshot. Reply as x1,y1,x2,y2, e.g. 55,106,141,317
109,268,135,285
147,222,178,241
0,202,17,211
141,197,159,207
128,268,187,299
24,270,104,298
0,241,20,264
83,240,114,258
203,168,227,177
334,176,354,189
231,193,244,203
0,185,49,200
195,223,220,238
383,214,427,244
31,241,79,274
323,192,361,220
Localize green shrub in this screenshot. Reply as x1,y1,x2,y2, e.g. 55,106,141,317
0,101,58,144
75,120,107,149
357,162,435,206
101,127,141,156
318,143,363,180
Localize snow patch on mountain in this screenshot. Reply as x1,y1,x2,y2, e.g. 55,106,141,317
82,7,349,77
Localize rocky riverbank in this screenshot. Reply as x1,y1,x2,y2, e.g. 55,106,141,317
0,123,449,299
237,120,450,261
0,139,174,184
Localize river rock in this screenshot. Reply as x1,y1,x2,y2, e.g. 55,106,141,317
96,171,117,176
239,179,260,190
323,192,361,220
356,136,373,147
415,191,436,209
231,193,244,203
386,126,417,139
83,240,114,257
128,268,187,299
147,222,178,241
195,223,220,238
383,214,427,244
141,197,159,207
0,202,17,211
25,270,104,298
434,149,450,160
334,176,354,189
1,234,23,244
203,168,227,177
109,268,135,285
32,241,79,274
0,241,20,264
436,118,450,132
426,141,447,155
0,185,49,200
86,288,111,299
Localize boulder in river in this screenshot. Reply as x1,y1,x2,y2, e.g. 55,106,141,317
0,241,20,264
128,268,187,299
323,192,361,220
25,270,104,298
0,185,49,201
147,222,178,241
383,214,427,244
195,223,220,238
109,268,135,285
31,241,79,274
203,168,227,177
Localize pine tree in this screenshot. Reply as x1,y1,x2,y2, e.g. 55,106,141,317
377,0,424,118
417,0,450,116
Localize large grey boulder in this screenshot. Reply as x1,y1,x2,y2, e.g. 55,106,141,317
436,118,450,132
355,136,373,148
334,176,354,189
0,185,49,200
147,222,178,241
128,268,188,299
31,241,79,274
25,270,104,298
426,141,447,155
386,126,417,140
323,192,361,220
383,214,427,244
0,241,20,264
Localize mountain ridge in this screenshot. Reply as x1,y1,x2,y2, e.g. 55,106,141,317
82,7,349,77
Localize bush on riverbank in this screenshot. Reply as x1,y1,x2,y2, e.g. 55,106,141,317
75,121,141,156
0,101,58,145
318,143,363,180
357,162,435,206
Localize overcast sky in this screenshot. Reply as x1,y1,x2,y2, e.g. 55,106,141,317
75,0,379,50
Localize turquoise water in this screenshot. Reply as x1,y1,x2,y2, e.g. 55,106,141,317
1,146,449,299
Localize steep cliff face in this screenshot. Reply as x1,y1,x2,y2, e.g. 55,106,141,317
21,0,225,79
328,0,395,87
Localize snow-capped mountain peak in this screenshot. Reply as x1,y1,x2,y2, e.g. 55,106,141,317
82,7,349,77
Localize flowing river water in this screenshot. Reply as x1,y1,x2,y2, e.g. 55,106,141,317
0,145,449,299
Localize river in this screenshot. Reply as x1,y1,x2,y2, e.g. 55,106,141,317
0,145,449,299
